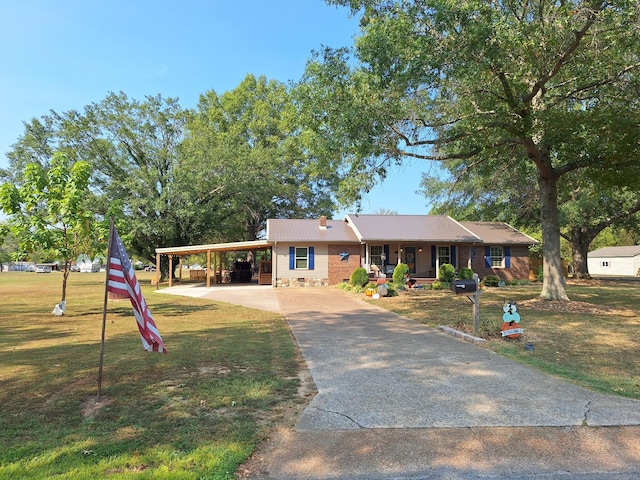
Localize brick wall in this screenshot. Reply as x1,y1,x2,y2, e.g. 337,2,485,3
460,245,530,281
328,244,362,285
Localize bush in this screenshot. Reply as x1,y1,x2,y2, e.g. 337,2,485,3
438,263,456,283
483,274,500,287
431,280,449,290
458,267,474,279
393,263,409,285
350,267,370,287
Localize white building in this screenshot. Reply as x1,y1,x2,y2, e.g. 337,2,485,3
587,246,640,277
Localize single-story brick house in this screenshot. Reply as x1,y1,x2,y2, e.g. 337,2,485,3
587,246,640,277
266,215,538,287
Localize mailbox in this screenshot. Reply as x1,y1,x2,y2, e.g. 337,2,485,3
451,279,478,294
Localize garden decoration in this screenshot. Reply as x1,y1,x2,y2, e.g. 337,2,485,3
501,301,524,339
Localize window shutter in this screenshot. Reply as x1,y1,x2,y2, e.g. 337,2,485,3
505,246,511,268
485,246,491,268
431,246,436,268
451,245,456,268
309,247,315,270
289,246,295,270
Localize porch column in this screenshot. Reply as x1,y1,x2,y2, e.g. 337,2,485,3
155,253,160,290
206,250,211,287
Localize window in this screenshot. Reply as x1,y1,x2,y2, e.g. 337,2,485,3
601,261,610,268
490,246,504,267
370,245,384,268
438,246,450,266
295,247,308,269
289,246,314,270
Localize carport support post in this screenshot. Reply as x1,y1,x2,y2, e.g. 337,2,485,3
155,253,160,290
206,251,211,287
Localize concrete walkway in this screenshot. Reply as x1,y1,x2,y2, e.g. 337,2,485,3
156,285,640,479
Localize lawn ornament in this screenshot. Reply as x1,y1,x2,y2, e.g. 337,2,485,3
501,301,523,339
52,300,66,316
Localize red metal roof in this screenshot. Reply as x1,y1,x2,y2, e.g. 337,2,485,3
346,214,482,243
266,215,538,245
267,218,359,243
459,221,538,245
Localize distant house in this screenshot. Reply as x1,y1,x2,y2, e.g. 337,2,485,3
587,246,640,277
76,254,101,273
266,215,537,287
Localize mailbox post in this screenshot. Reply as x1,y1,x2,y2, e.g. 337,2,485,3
451,274,481,335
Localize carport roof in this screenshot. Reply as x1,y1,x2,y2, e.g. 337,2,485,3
156,240,271,256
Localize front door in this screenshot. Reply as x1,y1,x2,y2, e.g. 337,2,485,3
404,246,416,274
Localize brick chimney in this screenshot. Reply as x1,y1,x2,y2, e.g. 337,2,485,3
319,216,327,229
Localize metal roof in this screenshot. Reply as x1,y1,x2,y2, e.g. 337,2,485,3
588,246,640,258
345,214,482,243
459,221,539,245
266,218,360,243
156,240,271,256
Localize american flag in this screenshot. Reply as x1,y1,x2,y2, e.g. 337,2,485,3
107,227,167,353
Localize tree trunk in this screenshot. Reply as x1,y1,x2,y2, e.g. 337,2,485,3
538,175,570,301
61,262,70,302
570,229,592,280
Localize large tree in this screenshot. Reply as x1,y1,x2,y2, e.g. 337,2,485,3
299,0,640,300
181,74,339,240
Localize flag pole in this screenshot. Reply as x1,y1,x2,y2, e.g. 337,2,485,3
97,217,115,403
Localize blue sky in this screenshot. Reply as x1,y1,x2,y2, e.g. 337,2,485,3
0,0,432,216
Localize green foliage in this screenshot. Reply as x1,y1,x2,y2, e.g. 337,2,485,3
183,74,339,241
0,152,95,301
438,263,456,283
392,262,409,285
350,267,370,287
483,275,500,287
537,265,544,283
458,268,474,280
430,280,449,290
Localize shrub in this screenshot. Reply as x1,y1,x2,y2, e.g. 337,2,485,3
438,263,456,283
393,263,409,285
431,280,449,290
350,267,370,287
483,274,500,287
458,267,474,279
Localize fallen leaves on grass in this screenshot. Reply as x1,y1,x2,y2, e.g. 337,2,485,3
518,299,634,316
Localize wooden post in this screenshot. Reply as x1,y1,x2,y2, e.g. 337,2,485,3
155,253,160,289
206,250,211,287
168,255,173,287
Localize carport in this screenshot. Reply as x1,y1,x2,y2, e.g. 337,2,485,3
154,240,272,288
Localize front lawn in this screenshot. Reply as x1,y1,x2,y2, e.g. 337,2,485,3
0,271,301,479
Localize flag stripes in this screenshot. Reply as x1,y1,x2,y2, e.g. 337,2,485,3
107,228,167,353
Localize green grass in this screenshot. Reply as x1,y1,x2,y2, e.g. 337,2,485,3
0,271,300,479
368,280,640,400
